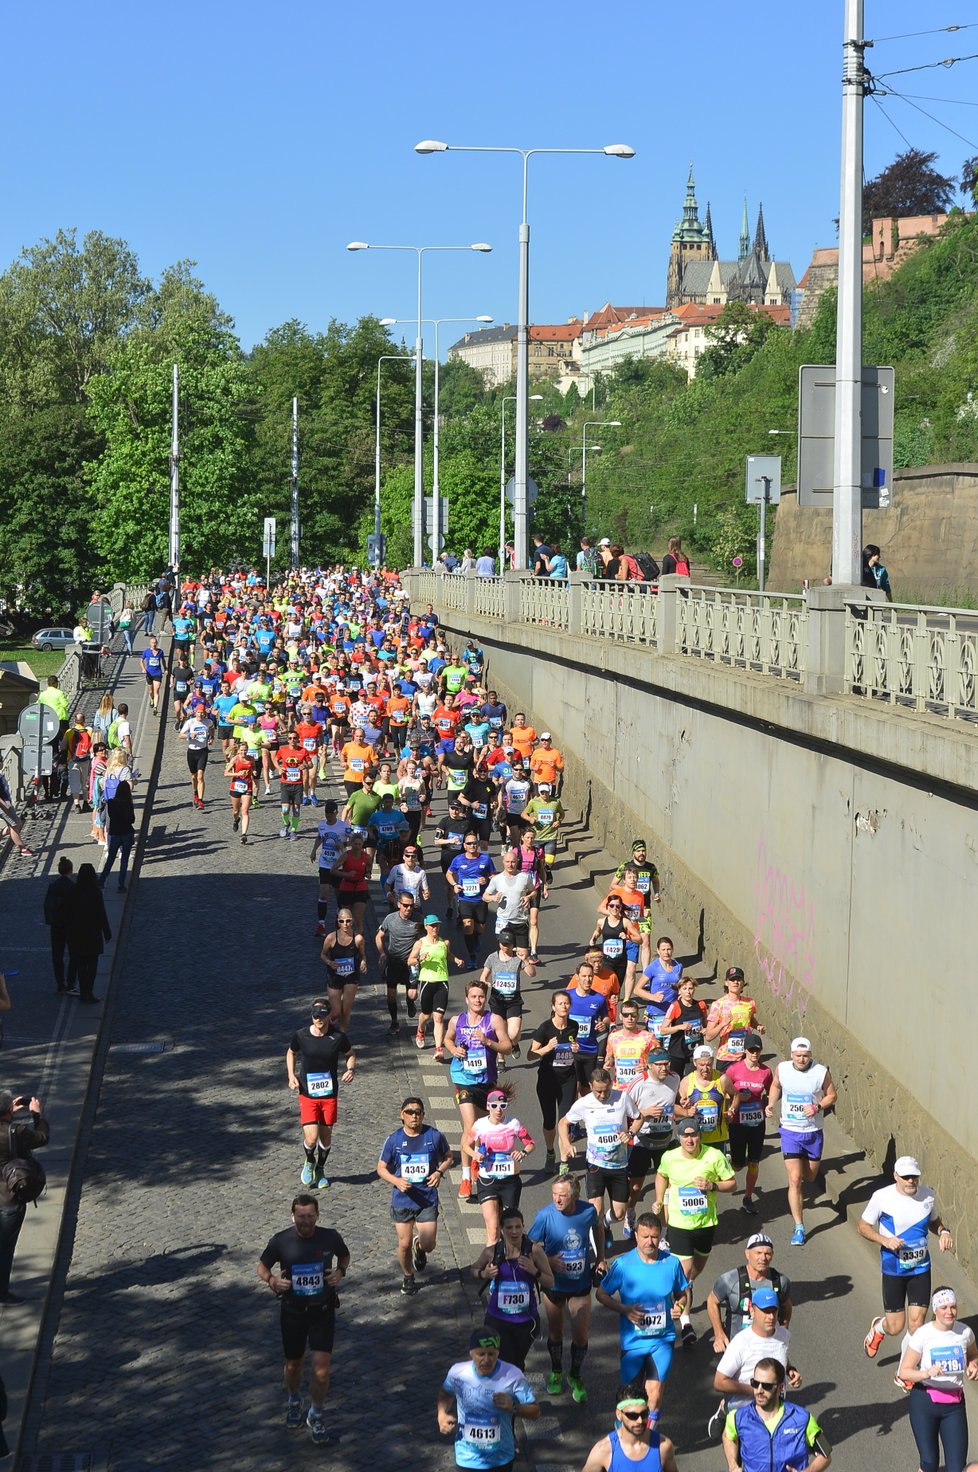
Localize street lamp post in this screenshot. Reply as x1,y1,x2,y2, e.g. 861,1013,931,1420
416,139,635,569
381,315,492,560
581,419,620,531
500,393,543,568
347,242,492,566
374,351,416,566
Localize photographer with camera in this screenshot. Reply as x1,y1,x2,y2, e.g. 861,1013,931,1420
0,1089,49,1304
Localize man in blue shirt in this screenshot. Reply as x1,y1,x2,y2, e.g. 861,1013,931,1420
447,838,496,966
437,1330,539,1469
596,1213,689,1421
376,1097,452,1298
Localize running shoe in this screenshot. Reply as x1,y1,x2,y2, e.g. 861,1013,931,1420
433,1046,446,1062
301,795,310,806
894,1373,912,1393
315,1170,330,1190
558,1162,570,1179
545,1150,556,1170
306,1410,328,1445
546,1370,564,1396
457,1177,472,1200
400,1275,419,1296
415,1028,426,1050
285,1394,304,1429
511,1042,521,1058
388,1021,399,1035
279,825,289,838
864,1316,885,1358
240,835,248,845
741,1197,758,1216
17,847,34,858
681,1323,697,1347
309,795,319,807
659,1236,671,1254
622,1215,634,1241
568,1375,588,1404
300,1162,316,1186
790,1224,806,1246
528,952,540,964
314,921,326,937
707,1398,727,1437
412,1238,428,1273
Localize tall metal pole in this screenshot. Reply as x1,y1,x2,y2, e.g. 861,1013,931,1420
290,396,300,569
513,158,531,571
833,0,866,585
375,361,383,554
414,251,425,567
169,363,180,569
432,322,442,561
758,476,771,594
499,396,511,568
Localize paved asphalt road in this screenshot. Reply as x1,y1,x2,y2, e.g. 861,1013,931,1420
5,671,978,1471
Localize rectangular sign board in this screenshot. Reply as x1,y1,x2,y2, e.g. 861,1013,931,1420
797,365,894,509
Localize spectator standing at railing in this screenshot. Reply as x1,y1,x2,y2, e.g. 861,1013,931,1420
577,538,599,576
531,535,552,578
459,550,476,575
661,538,690,578
544,543,569,581
597,538,613,574
861,545,892,602
475,548,496,577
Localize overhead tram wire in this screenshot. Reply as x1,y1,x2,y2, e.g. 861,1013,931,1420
868,21,978,45
875,81,978,153
873,50,978,80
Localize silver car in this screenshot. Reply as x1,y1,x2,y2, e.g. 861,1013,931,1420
31,626,76,651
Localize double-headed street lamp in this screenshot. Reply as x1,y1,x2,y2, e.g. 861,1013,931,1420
381,315,492,558
347,241,492,565
582,419,621,530
500,393,543,566
416,139,635,569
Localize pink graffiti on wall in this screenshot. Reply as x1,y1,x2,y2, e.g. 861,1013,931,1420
753,836,817,1018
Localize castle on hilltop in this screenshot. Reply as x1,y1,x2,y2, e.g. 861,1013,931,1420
666,166,796,311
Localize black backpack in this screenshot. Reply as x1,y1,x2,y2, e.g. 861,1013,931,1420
2,1125,47,1207
729,1266,784,1331
634,551,660,582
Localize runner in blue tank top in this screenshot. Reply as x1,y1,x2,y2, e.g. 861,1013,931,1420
581,1381,678,1471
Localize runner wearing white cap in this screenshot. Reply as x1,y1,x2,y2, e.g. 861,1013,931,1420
859,1155,954,1376
765,1039,838,1247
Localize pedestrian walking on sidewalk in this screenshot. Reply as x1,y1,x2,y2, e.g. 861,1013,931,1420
44,856,76,992
0,1089,50,1304
66,862,111,1005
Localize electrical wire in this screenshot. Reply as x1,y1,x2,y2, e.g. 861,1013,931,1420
869,22,978,44
869,93,916,151
897,92,978,105
875,51,978,80
883,82,978,152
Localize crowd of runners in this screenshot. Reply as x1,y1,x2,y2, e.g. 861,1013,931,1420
132,562,974,1471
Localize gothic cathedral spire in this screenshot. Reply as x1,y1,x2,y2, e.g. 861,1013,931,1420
738,197,750,259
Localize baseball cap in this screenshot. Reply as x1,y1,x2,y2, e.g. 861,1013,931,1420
791,1036,812,1051
498,929,517,945
895,1155,922,1177
540,731,552,740
599,537,611,546
692,1044,713,1059
648,1048,671,1064
745,1032,763,1050
751,1285,779,1310
537,781,553,792
747,1233,774,1249
423,914,441,926
678,1118,701,1135
487,1089,507,1103
725,965,745,981
470,1329,501,1350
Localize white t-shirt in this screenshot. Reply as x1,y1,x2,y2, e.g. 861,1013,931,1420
907,1320,975,1390
630,1073,680,1143
386,864,428,901
563,1091,639,1170
860,1183,937,1276
717,1325,791,1406
777,1061,828,1132
484,872,535,932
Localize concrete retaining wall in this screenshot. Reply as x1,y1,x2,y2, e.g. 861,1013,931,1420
427,600,978,1265
769,462,978,599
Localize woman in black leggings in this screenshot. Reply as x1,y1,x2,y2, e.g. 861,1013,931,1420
529,991,580,1169
898,1286,978,1472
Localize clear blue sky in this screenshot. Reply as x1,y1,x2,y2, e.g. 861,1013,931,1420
2,1,976,350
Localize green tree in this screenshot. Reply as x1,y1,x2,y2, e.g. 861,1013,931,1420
698,302,784,380
861,148,956,234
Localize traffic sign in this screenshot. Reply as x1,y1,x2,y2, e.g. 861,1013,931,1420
262,516,276,558
745,456,782,505
732,556,744,569
796,365,894,509
87,600,112,642
18,703,60,743
505,476,538,507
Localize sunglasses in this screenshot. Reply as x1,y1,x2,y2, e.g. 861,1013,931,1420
751,1379,779,1391
618,1408,647,1420
402,1108,424,1116
607,902,623,909
487,1101,507,1108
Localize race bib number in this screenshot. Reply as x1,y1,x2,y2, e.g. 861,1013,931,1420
400,1153,429,1183
931,1346,966,1375
463,1416,500,1445
493,970,518,998
572,1016,592,1039
644,1105,674,1138
333,957,355,978
497,1283,531,1315
231,778,249,794
462,878,481,898
306,1072,335,1098
898,1244,928,1270
448,770,466,789
738,1103,764,1127
285,766,301,783
616,1057,639,1084
696,1103,719,1131
554,1043,573,1069
784,1093,812,1126
636,873,650,892
463,1045,488,1074
303,737,317,750
603,938,624,959
485,1153,515,1178
677,1186,708,1215
489,716,503,727
726,1031,746,1056
593,1122,623,1163
291,1264,324,1296
473,802,488,819
637,1301,667,1335
560,1251,585,1276
350,757,364,772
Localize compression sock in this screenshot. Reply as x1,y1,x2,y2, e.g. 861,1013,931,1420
570,1342,588,1376
317,1146,331,1169
318,901,329,920
305,1145,318,1164
547,1340,563,1371
291,813,301,832
680,1312,691,1328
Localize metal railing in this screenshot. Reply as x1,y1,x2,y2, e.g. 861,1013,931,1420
473,576,505,620
678,588,807,680
439,574,469,614
846,601,978,718
519,578,570,631
582,580,659,644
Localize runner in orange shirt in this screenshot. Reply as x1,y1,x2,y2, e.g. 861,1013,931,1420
328,687,352,756
341,727,377,798
529,731,564,794
508,712,537,762
294,711,323,807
